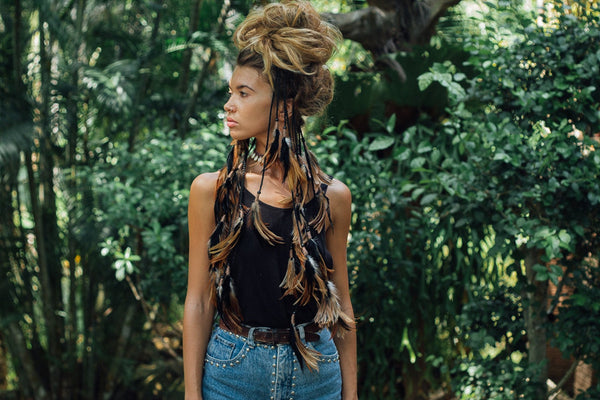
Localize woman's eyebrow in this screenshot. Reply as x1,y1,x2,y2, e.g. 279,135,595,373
229,83,256,92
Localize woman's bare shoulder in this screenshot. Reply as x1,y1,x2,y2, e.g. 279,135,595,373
326,178,352,207
189,172,220,210
190,171,220,194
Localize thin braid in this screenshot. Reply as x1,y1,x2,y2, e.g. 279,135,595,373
249,96,285,245
256,96,274,196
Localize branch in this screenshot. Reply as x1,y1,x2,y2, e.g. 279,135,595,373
125,275,182,362
546,262,575,316
323,7,396,53
547,359,580,399
323,0,462,81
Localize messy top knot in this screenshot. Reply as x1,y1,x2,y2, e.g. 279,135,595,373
233,0,341,117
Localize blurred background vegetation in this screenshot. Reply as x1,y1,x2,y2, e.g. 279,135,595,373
1,0,599,399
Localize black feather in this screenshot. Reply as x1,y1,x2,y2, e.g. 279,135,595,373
280,137,291,181
305,238,323,271
294,251,302,274
267,127,280,164
208,220,225,250
226,147,234,172
300,134,315,186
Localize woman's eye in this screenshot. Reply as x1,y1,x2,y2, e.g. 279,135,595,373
240,91,248,97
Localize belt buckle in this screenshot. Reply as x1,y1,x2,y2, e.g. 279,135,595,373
263,331,277,345
254,328,276,345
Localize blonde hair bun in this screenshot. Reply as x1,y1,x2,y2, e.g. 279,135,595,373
233,1,341,116
234,1,341,76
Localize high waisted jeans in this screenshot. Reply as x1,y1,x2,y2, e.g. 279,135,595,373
202,325,342,400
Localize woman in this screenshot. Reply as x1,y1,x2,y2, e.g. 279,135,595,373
183,2,357,399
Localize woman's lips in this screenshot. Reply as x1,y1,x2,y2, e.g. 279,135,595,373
226,118,238,128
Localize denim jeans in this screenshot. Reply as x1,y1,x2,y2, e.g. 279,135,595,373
202,325,342,400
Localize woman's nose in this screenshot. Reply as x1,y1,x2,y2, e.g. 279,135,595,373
224,98,234,113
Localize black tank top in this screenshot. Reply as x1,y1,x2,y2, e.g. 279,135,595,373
229,186,333,328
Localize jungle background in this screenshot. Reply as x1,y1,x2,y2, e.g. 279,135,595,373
1,0,599,399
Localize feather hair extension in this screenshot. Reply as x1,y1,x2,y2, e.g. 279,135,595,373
292,204,309,240
292,327,320,372
209,214,244,264
280,249,305,297
287,150,308,192
310,266,329,306
305,237,325,267
208,266,221,307
214,270,225,313
296,251,317,306
280,250,297,290
300,134,316,192
226,145,235,172
307,149,332,185
280,136,291,182
288,315,304,370
265,126,281,168
219,272,243,332
309,191,330,233
313,280,354,334
213,173,229,218
249,199,284,245
208,219,225,252
290,312,321,372
291,210,307,265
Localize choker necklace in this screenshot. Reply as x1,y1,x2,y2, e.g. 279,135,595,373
249,150,264,164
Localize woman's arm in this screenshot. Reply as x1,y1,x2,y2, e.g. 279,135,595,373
183,172,218,400
325,179,358,400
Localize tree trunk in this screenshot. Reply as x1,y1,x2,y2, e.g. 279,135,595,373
35,4,65,397
177,0,203,95
64,1,87,397
178,0,230,137
105,304,137,397
128,0,164,152
323,0,461,80
523,248,549,400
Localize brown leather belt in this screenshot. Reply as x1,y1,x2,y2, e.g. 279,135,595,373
219,320,321,345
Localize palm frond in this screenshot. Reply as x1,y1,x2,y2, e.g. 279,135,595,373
81,60,140,115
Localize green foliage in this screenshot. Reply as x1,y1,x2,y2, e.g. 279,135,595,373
327,42,468,131
551,260,600,368
418,61,467,101
312,1,600,399
451,285,541,398
314,114,485,399
90,128,229,303
418,1,600,398
3,0,600,398
0,0,244,396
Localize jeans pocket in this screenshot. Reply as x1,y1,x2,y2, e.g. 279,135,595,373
308,329,340,362
207,333,235,360
205,328,252,365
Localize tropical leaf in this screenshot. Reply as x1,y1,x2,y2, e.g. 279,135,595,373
81,60,140,114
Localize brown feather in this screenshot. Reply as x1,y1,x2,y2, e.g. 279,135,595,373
293,327,321,372
291,313,321,372
250,200,284,245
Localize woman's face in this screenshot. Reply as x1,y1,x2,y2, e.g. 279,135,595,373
224,66,275,148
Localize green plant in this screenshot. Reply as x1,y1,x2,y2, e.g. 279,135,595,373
418,1,600,398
